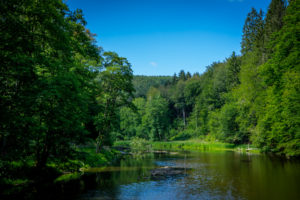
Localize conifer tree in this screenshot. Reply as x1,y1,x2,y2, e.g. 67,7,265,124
241,8,264,55
263,0,286,60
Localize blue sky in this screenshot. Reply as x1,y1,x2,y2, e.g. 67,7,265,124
66,0,271,75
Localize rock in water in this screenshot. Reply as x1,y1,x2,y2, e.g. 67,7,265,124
150,166,190,179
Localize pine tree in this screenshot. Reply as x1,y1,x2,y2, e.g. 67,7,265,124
258,0,300,156
241,8,264,55
186,72,192,79
225,52,241,91
179,70,186,81
263,0,286,60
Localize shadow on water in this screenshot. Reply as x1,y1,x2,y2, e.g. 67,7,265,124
6,151,298,199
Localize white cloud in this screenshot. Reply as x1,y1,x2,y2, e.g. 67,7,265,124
150,62,157,67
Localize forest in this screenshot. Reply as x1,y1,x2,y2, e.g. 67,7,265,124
119,0,299,157
0,0,299,198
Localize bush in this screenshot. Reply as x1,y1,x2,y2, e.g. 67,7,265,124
129,137,151,152
170,129,193,141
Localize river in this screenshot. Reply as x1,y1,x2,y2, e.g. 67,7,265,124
77,151,300,200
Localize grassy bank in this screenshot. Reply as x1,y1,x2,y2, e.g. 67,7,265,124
114,139,260,153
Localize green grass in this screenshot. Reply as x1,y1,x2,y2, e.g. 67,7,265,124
151,140,234,151
114,140,131,148
114,139,260,154
152,140,260,153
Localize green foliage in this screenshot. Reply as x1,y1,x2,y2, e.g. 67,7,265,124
264,0,286,59
151,140,235,152
119,98,146,139
132,75,172,97
143,94,170,141
117,0,299,157
94,51,135,148
77,146,118,168
0,0,101,171
1,2,299,194
170,130,192,141
54,173,81,183
0,0,130,193
241,8,264,55
129,137,151,152
256,0,300,156
178,70,186,81
225,52,241,90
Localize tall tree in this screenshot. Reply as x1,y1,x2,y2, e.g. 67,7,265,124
241,8,264,55
178,70,187,81
258,0,300,156
172,73,178,84
94,52,134,152
186,72,192,79
143,93,169,141
225,52,241,91
0,0,101,169
171,81,187,127
263,0,286,60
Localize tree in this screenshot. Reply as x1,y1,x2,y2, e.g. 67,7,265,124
258,0,300,156
186,72,192,79
178,70,187,81
171,80,187,127
94,52,134,152
0,0,101,169
241,8,264,55
172,73,178,84
143,95,169,141
225,52,241,91
119,98,146,140
264,0,286,59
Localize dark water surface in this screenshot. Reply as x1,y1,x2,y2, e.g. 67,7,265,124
78,151,300,200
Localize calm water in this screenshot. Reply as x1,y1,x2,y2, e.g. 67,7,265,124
78,151,300,200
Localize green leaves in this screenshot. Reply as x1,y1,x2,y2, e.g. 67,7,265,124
241,8,264,55
94,52,135,147
0,0,101,169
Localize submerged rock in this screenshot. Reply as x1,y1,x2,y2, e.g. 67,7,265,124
150,166,190,178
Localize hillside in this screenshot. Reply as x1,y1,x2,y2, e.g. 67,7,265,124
133,75,172,97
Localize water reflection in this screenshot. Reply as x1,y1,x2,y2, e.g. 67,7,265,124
79,151,300,200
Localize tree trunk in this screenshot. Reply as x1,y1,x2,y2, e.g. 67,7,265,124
0,136,6,156
182,108,186,128
196,107,198,129
36,147,49,170
157,129,162,141
96,133,101,153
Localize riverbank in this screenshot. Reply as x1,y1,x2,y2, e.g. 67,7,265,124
114,139,260,154
0,143,121,199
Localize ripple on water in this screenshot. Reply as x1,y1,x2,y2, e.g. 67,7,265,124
78,151,300,200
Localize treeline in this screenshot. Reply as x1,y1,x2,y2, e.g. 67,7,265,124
0,0,135,180
133,75,172,97
119,0,299,157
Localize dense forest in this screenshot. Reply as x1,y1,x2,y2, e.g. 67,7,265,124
0,0,299,194
132,75,172,97
121,0,299,157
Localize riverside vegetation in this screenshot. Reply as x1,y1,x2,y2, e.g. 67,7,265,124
0,0,299,199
